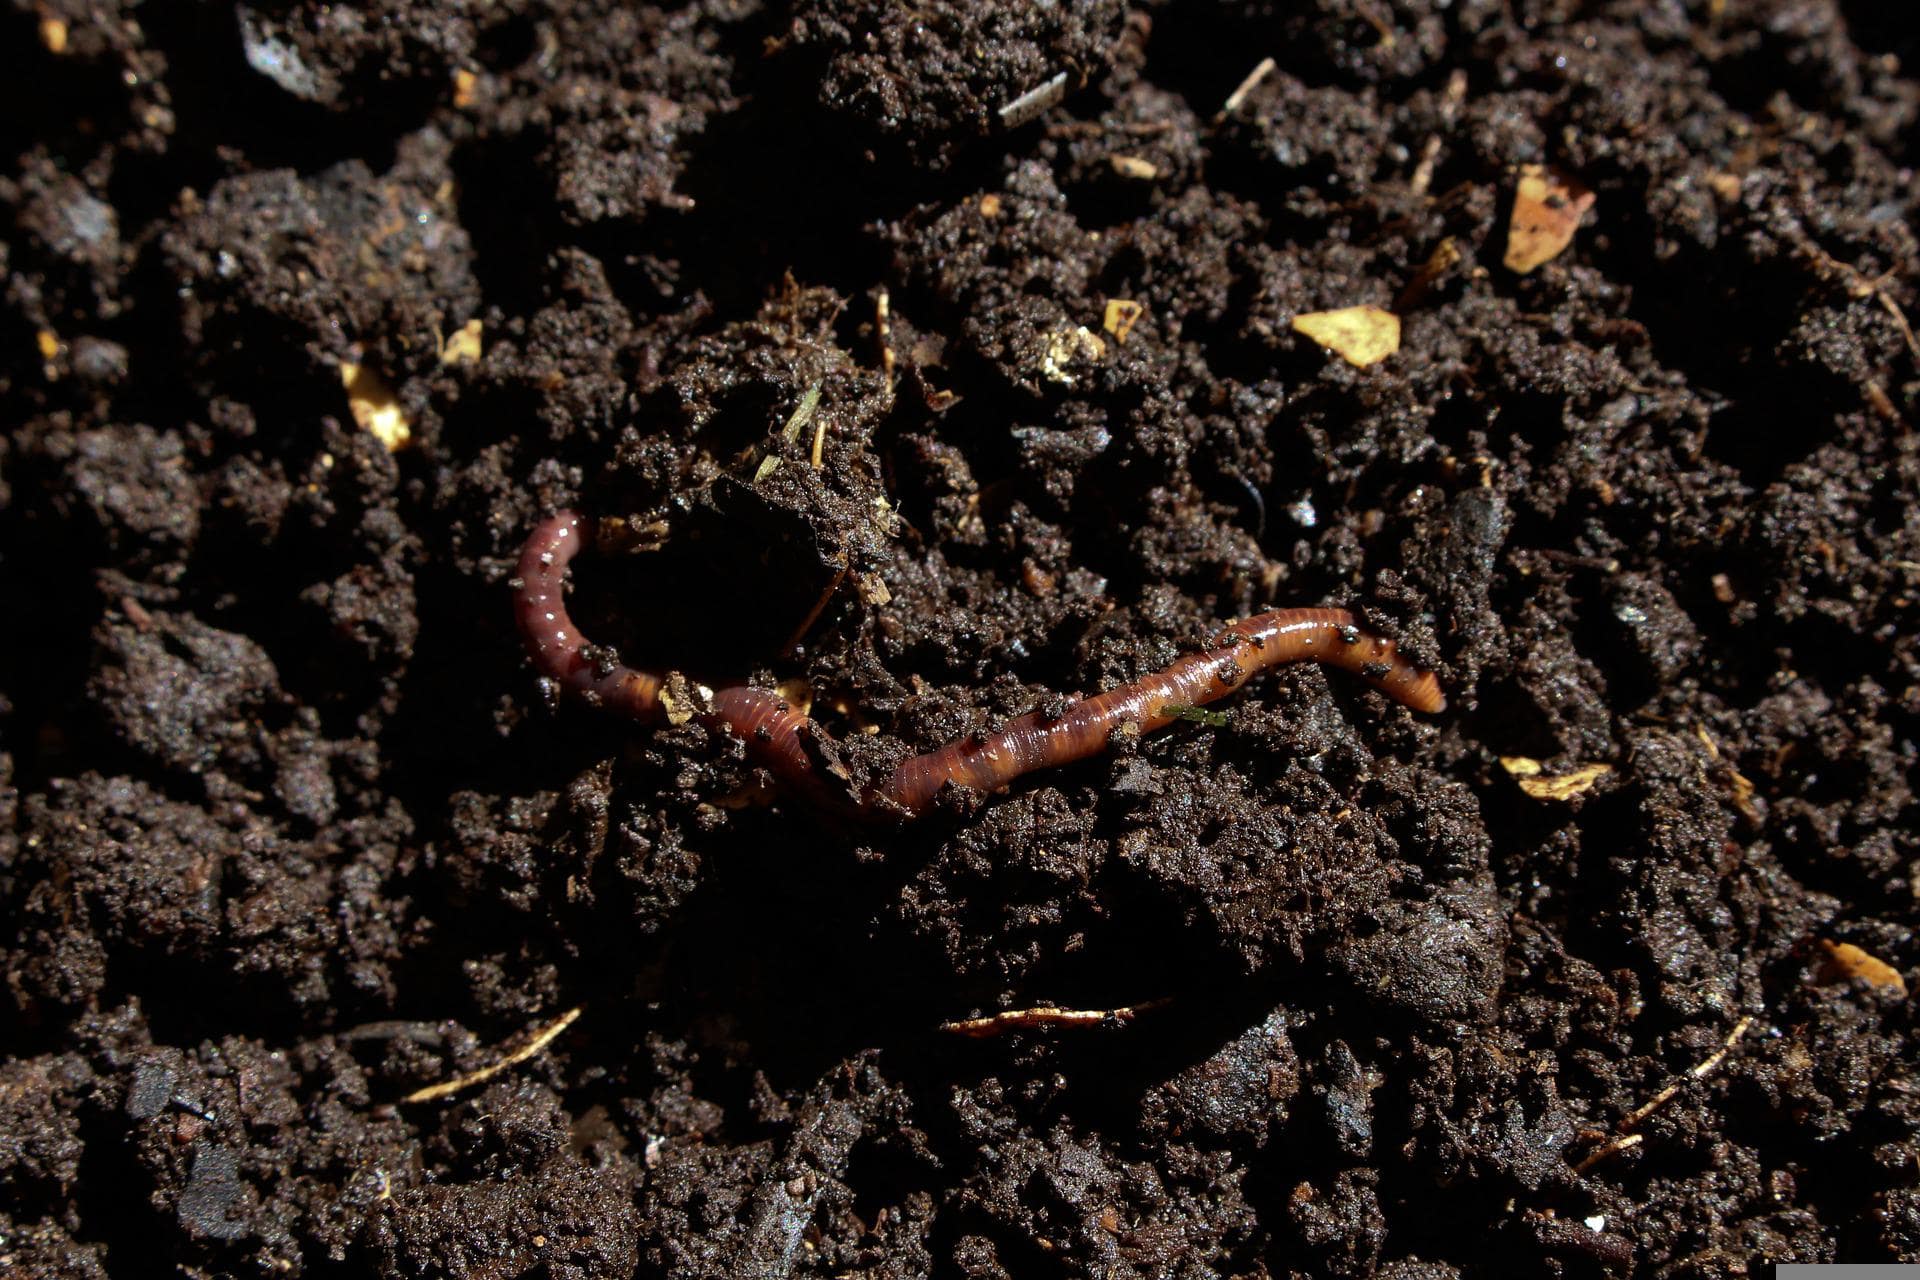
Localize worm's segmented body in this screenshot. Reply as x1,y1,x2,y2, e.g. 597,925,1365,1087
515,510,1444,822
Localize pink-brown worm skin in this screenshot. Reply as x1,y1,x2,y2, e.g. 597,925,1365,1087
515,510,1445,823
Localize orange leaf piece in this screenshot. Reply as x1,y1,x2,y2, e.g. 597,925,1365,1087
1504,164,1596,274
1815,940,1906,995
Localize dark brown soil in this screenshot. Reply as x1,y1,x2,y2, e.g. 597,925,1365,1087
4,1,1918,1276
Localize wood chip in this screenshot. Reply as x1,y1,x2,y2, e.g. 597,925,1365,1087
1291,306,1400,367
339,360,411,452
1814,941,1906,994
1504,164,1596,274
1500,757,1613,800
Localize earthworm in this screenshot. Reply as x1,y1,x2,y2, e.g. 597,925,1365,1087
514,510,1444,823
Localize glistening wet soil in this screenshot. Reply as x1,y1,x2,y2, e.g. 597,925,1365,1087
3,1,1917,1275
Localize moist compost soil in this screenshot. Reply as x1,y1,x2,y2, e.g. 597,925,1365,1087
4,1,1918,1276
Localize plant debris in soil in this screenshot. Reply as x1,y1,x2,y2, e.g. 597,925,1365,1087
4,1,1919,1276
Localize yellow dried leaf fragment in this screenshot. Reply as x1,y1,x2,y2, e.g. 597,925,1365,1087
440,319,483,365
1291,306,1400,367
339,361,411,452
1102,298,1144,343
656,675,709,727
856,572,893,606
1815,941,1906,995
1038,325,1106,386
1504,164,1596,274
774,678,814,716
1500,756,1613,800
35,329,62,380
1395,237,1461,312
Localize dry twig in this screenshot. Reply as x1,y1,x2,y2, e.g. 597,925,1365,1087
1572,1015,1755,1173
940,999,1171,1038
1215,57,1275,124
401,1007,583,1104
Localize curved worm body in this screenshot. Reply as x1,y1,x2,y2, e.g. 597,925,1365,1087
515,511,1444,822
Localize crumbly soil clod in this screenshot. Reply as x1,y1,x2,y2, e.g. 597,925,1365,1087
3,0,1918,1274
